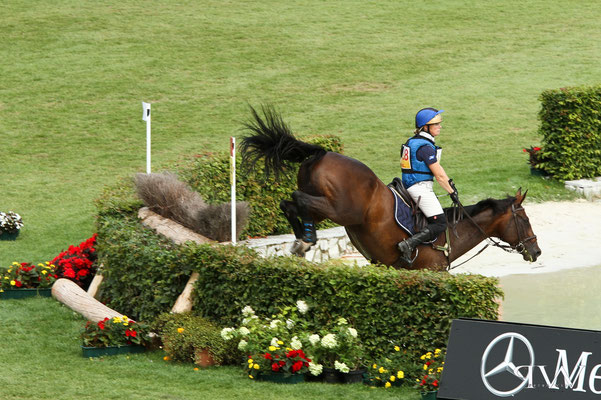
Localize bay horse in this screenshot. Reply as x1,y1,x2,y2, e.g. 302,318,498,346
241,107,541,271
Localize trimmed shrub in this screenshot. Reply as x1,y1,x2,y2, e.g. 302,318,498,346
153,312,237,365
538,85,601,180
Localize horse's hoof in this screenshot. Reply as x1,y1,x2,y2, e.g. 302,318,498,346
290,239,312,256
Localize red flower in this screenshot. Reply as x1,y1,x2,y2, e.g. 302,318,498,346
64,268,75,278
264,353,272,360
292,360,303,373
272,362,281,372
15,280,22,288
125,329,137,337
433,380,439,387
98,320,105,330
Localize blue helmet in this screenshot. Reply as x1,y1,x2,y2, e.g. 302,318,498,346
415,108,444,129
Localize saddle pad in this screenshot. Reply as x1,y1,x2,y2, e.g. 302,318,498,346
388,186,415,236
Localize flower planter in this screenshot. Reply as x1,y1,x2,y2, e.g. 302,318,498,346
0,288,52,299
256,372,305,384
341,368,367,384
0,231,20,241
420,390,438,400
81,344,145,358
322,367,342,384
194,348,216,367
530,167,550,177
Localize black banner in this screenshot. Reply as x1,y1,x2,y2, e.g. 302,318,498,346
439,319,601,399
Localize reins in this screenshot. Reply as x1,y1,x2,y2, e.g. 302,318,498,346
445,201,537,270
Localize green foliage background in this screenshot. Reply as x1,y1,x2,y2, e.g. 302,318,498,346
3,0,599,266
538,85,601,180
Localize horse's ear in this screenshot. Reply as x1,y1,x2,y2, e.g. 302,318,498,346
515,188,528,205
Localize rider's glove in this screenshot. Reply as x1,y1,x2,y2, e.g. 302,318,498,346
448,179,460,204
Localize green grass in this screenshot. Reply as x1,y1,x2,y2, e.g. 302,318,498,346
0,297,419,400
1,0,596,266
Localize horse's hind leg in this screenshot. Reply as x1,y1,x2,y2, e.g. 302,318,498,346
280,200,303,239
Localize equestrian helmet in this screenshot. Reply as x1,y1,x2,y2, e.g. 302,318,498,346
415,108,444,129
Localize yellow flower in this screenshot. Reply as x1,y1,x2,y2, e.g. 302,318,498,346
424,364,428,370
249,363,254,369
394,346,400,352
123,322,129,326
379,367,385,374
248,375,254,379
163,356,170,361
397,370,404,379
177,328,185,333
437,367,443,373
10,280,16,286
4,276,8,280
390,376,396,382
12,262,19,266
194,367,199,371
384,382,391,388
372,363,377,369
113,317,122,323
269,346,277,352
122,316,129,322
435,348,441,354
253,364,260,370
248,359,254,364
428,368,434,374
41,270,48,275
420,354,426,360
277,340,284,345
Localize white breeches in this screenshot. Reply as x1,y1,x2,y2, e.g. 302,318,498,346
407,181,444,218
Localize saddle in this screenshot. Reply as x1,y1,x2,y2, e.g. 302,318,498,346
387,177,429,235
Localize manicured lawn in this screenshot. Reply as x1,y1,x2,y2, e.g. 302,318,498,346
0,297,420,400
1,0,594,266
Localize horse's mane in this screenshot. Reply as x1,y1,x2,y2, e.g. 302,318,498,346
444,196,516,218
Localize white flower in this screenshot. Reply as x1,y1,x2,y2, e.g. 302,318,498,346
220,327,235,341
308,362,323,376
321,333,338,349
290,336,303,350
296,300,309,314
336,317,348,326
270,337,280,347
269,319,281,329
335,360,350,373
348,327,358,338
286,319,295,329
241,306,255,316
239,327,250,336
238,339,248,350
308,334,320,346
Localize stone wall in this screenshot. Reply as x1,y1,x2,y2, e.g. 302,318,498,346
242,226,358,263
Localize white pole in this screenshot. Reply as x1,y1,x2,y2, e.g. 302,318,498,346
142,102,151,174
230,137,236,244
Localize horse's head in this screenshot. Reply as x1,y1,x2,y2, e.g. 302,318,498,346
496,189,542,262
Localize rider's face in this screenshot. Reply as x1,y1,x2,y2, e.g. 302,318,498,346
427,123,441,137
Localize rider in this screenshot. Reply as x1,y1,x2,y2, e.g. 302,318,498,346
397,107,459,265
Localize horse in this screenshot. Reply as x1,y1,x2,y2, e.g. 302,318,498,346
241,106,541,271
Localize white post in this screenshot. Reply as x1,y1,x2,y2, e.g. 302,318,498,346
142,102,151,174
230,137,236,244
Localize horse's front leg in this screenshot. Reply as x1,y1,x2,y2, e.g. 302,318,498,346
280,200,309,257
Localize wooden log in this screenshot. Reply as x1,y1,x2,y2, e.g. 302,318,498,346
87,274,104,299
52,278,123,323
171,272,200,313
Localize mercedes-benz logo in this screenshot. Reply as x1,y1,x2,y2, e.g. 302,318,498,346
481,332,535,397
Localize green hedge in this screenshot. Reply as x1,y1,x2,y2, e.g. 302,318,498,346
95,134,343,239
96,215,502,358
189,244,502,358
538,85,601,180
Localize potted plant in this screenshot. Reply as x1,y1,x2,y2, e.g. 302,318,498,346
0,262,58,299
523,146,549,176
0,211,24,240
367,344,411,388
304,317,366,384
80,315,151,357
153,312,234,367
415,349,445,400
220,300,315,383
51,234,98,289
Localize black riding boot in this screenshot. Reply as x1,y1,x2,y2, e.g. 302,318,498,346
397,228,434,266
302,221,317,244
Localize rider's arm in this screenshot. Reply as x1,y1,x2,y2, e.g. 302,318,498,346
428,162,454,194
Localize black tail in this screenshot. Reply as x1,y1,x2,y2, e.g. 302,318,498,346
241,105,326,179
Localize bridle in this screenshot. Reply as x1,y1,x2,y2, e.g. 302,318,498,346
446,202,538,270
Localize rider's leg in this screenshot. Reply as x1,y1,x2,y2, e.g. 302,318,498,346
397,181,445,265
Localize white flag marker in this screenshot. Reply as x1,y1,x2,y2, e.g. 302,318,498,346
142,102,151,173
230,137,236,244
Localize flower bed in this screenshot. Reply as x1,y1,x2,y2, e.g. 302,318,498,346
80,315,151,352
0,262,58,295
0,211,23,239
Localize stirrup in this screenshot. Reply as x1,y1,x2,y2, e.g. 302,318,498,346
397,248,419,266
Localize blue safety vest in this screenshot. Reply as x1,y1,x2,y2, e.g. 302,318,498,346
400,136,441,188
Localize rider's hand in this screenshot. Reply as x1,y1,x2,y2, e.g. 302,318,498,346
450,191,460,204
